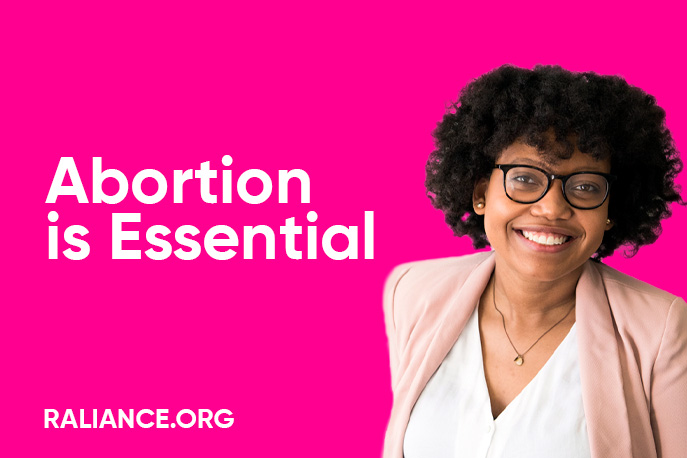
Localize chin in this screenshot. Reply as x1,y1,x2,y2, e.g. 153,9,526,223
498,250,588,283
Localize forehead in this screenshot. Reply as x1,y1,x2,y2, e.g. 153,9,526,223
497,141,611,173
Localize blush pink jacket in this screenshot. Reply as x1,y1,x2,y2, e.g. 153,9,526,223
383,251,687,458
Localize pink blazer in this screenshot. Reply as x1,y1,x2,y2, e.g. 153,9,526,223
383,251,687,458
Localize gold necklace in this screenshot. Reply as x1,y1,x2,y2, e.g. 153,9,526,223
492,283,575,366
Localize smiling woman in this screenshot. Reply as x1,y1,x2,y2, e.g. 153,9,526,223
383,65,687,458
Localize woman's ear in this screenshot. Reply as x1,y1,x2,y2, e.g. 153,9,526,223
473,178,489,215
605,218,614,231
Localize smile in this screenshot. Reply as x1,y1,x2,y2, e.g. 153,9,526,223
520,230,571,246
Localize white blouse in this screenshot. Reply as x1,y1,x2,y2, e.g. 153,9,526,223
403,305,590,458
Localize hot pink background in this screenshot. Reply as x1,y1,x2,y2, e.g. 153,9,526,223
2,1,686,457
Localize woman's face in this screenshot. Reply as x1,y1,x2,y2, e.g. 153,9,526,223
473,141,613,283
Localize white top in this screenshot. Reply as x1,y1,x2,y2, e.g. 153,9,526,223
403,305,590,458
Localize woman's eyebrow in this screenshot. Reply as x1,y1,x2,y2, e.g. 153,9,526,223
504,157,548,167
504,157,610,173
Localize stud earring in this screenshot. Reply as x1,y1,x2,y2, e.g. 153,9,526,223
476,202,485,209
606,219,611,225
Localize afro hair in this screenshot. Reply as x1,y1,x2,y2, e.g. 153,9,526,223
426,64,683,259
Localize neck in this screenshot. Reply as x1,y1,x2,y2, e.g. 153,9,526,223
491,255,582,327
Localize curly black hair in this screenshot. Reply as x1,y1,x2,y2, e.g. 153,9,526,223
426,64,684,259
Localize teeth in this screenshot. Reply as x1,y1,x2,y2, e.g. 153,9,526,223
521,230,570,246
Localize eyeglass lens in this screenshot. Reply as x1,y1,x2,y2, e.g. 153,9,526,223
505,167,609,208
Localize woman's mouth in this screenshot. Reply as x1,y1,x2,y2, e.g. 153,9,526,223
520,230,571,246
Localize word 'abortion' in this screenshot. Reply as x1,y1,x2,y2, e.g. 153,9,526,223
45,156,374,261
46,156,311,205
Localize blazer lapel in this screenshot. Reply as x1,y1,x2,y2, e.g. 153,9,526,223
385,253,496,458
402,253,496,427
576,261,633,457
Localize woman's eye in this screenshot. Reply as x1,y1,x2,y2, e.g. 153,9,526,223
513,175,537,184
572,183,600,193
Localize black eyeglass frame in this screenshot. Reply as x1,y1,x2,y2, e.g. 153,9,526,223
494,164,618,210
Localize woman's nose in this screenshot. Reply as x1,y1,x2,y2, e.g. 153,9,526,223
530,180,574,220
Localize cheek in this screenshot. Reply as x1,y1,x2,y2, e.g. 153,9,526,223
584,217,609,246
483,186,518,241
484,178,505,208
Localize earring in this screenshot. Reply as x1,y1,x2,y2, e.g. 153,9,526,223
606,219,611,225
476,202,485,209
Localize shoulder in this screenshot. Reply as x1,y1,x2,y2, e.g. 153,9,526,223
592,261,686,350
386,251,493,284
385,251,492,299
593,262,681,311
383,251,493,328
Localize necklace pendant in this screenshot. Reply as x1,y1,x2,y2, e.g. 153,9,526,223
514,355,524,366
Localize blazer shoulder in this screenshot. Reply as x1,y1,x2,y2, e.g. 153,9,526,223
383,251,493,327
595,262,681,308
593,262,685,349
384,251,492,296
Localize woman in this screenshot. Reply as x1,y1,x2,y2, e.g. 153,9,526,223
383,65,686,458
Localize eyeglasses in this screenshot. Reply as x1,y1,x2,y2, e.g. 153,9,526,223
494,164,617,210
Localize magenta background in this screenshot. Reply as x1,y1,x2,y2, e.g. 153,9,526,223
2,2,686,457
